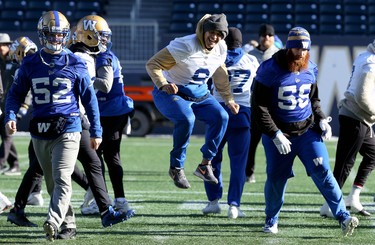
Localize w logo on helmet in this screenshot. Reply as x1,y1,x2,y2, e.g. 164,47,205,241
83,20,98,31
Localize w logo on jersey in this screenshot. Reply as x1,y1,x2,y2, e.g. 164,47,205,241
313,157,323,167
83,20,98,31
37,123,51,133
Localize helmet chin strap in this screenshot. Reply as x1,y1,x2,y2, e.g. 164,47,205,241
45,42,63,53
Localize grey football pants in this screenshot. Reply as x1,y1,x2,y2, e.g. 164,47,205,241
33,132,81,230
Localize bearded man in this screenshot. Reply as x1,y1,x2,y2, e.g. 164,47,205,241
251,27,359,236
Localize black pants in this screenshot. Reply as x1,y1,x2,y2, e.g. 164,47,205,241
97,113,129,199
14,129,112,213
333,115,375,188
0,115,19,169
245,116,262,178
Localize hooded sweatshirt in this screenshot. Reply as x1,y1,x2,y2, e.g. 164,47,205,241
145,14,234,104
338,41,375,126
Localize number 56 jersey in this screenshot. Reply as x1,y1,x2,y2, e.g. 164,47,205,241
255,57,318,124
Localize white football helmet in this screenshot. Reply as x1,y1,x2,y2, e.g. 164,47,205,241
37,10,70,53
9,36,38,63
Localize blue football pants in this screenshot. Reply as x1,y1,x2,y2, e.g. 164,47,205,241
204,105,250,207
262,129,350,225
152,87,229,168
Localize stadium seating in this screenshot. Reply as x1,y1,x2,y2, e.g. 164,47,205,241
167,0,375,35
3,0,28,10
0,0,107,31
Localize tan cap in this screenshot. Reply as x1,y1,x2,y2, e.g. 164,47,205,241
0,33,12,44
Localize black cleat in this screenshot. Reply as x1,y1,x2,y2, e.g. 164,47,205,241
7,208,38,227
43,221,58,241
57,228,76,240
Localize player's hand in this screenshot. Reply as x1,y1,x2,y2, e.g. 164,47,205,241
319,116,332,141
90,138,102,150
226,101,240,115
6,121,17,135
272,130,291,154
161,84,178,95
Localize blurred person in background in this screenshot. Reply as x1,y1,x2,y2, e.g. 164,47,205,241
0,33,21,176
245,23,281,183
202,27,259,218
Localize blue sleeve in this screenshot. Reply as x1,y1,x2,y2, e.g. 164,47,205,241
5,66,31,123
96,51,112,68
79,72,102,138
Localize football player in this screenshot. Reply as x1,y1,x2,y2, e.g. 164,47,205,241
4,10,101,241
146,13,239,189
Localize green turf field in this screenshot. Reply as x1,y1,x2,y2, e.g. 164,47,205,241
0,135,374,244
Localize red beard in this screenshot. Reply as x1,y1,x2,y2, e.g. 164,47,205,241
286,50,310,72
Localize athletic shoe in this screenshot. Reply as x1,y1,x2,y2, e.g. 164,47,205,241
81,188,94,208
169,167,191,189
101,206,135,228
202,199,221,215
320,201,334,218
246,174,256,183
27,191,44,206
7,208,38,227
2,166,21,176
0,165,8,174
228,205,246,219
43,221,58,241
57,228,76,240
345,195,371,216
263,222,278,234
193,164,218,184
0,192,12,214
341,216,359,236
81,200,100,215
114,198,130,213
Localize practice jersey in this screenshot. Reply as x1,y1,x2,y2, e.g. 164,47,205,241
95,49,133,117
164,34,227,98
73,51,95,116
5,49,102,138
256,57,318,123
74,52,95,80
213,53,259,107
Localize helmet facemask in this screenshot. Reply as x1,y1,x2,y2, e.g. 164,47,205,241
37,11,70,53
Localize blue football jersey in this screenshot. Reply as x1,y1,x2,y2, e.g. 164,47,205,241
255,58,318,123
5,49,102,138
95,50,134,116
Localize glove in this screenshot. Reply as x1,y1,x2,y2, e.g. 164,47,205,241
272,130,292,155
16,105,28,119
319,116,332,141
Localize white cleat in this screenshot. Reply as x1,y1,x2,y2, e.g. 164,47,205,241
114,198,130,213
202,199,221,215
320,201,334,218
0,192,12,214
228,205,245,219
341,216,359,236
27,191,44,206
81,200,100,215
263,223,278,234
